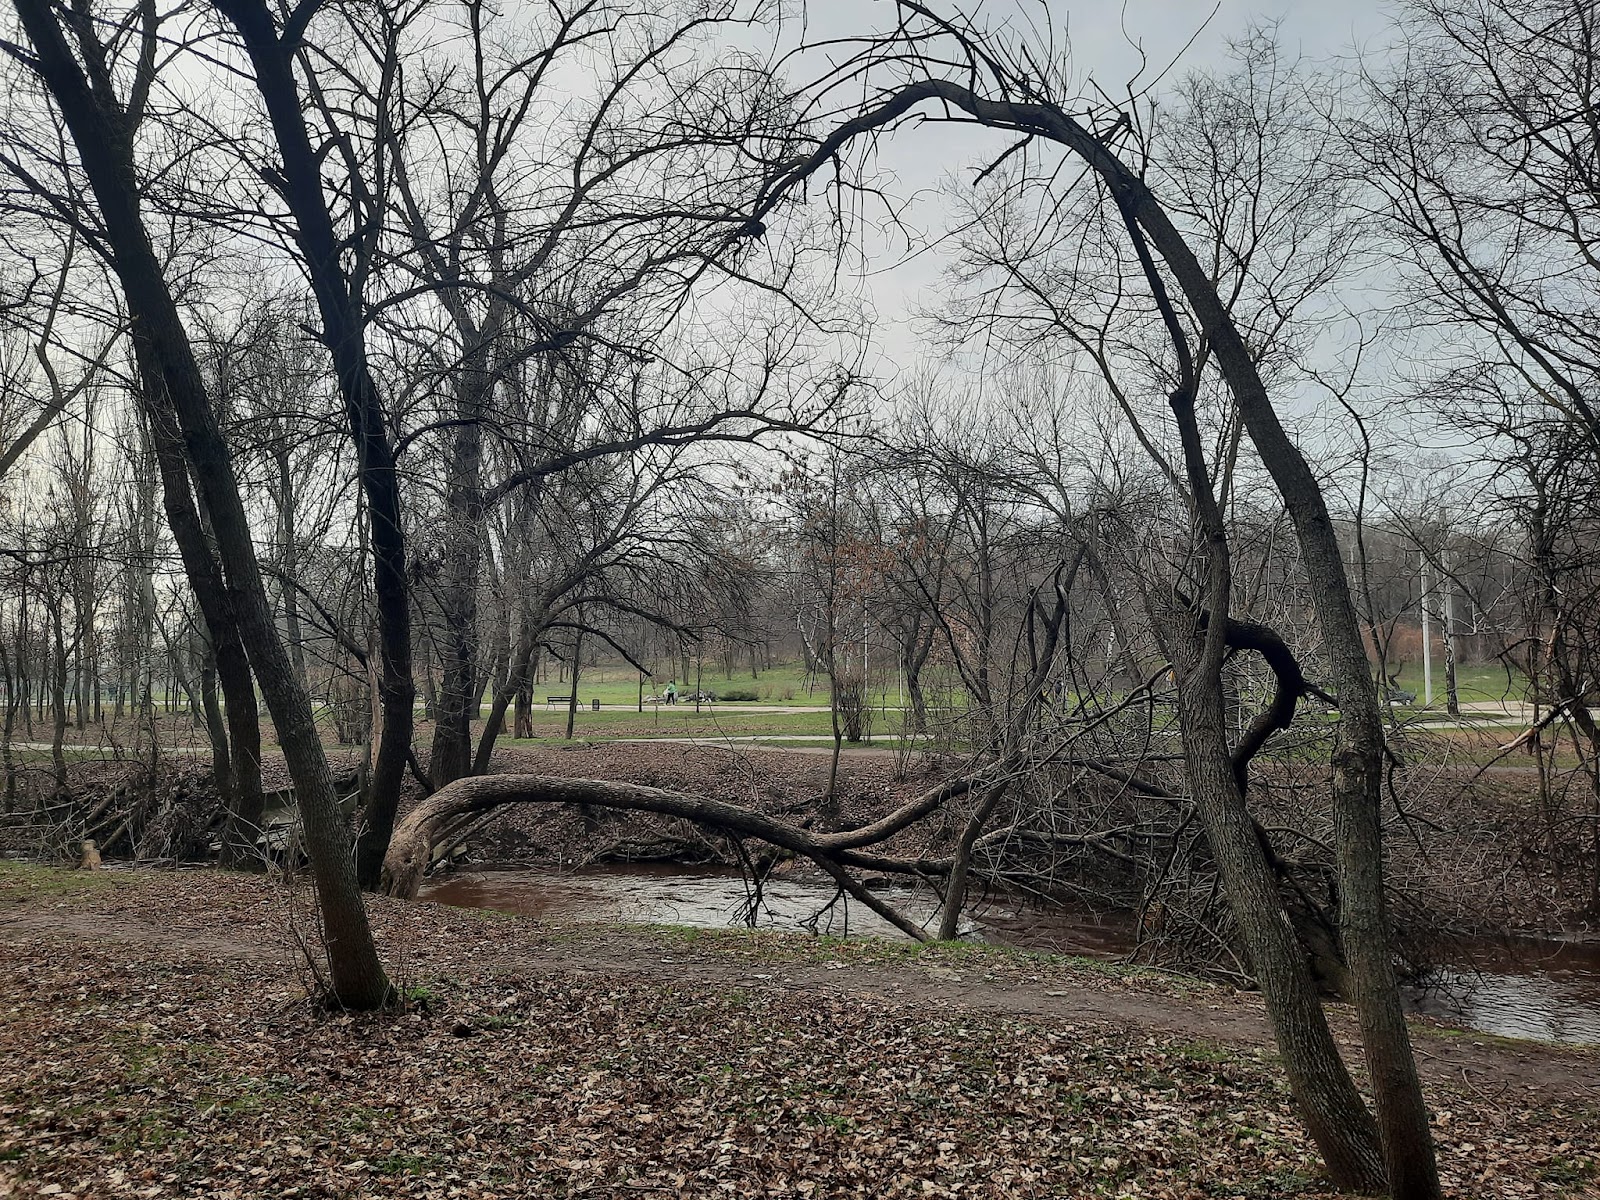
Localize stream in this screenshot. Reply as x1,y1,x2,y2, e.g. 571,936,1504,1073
418,863,1600,1046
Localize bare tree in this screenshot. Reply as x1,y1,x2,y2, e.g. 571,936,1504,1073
6,0,392,1008
732,9,1436,1193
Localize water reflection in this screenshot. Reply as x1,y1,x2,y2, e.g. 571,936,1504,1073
1404,938,1600,1044
419,863,1600,1045
421,863,939,941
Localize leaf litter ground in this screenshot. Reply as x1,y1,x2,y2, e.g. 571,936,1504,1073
0,865,1595,1199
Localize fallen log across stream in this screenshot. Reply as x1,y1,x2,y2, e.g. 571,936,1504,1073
380,772,987,940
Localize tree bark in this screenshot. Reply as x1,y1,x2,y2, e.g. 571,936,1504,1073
209,0,416,889
48,599,67,791
140,378,264,865
1119,167,1440,1200
383,771,979,902
757,77,1438,1197
275,448,308,688
14,0,390,1007
0,641,16,812
475,624,540,773
936,784,1004,940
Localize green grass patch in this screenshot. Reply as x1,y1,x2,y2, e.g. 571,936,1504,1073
500,706,840,742
488,660,964,710
0,859,117,904
6,744,138,764
586,919,1202,995
372,1152,442,1175
1383,662,1529,707
1177,1038,1233,1064
1539,1153,1597,1188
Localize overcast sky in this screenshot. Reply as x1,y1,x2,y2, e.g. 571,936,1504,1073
780,0,1400,383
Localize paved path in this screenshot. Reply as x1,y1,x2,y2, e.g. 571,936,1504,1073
3,740,207,755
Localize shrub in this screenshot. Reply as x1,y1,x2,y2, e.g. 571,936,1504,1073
719,689,759,702
833,673,873,742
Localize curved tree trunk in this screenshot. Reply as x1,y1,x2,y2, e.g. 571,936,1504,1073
1124,172,1440,1200
474,630,540,775
759,73,1438,1197
383,771,980,923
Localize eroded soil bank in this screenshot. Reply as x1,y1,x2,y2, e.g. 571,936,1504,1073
1,863,1596,1199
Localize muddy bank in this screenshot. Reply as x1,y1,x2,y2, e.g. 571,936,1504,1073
418,862,1600,1046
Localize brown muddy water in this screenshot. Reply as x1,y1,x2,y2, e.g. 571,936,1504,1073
418,863,1600,1046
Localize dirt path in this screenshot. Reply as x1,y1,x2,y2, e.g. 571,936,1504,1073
4,883,1595,1103
496,936,1600,1099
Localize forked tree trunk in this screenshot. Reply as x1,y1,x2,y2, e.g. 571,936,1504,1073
1050,102,1438,1197
936,784,1004,940
1132,190,1441,1200
207,0,416,889
475,630,540,774
765,78,1438,1196
1174,659,1386,1190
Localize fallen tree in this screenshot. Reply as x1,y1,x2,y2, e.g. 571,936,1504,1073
381,771,985,939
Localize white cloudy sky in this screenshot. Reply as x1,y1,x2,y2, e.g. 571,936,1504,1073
770,0,1401,385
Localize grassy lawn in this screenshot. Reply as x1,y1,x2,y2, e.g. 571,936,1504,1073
522,660,965,709
2,744,155,763
499,706,899,742
1383,661,1530,707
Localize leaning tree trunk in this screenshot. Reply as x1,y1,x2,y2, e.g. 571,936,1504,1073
1175,659,1386,1190
1163,372,1386,1193
383,771,981,945
1086,120,1437,1198
15,0,392,1008
143,382,264,866
1133,196,1441,1200
474,624,540,775
936,784,1005,940
759,80,1439,1196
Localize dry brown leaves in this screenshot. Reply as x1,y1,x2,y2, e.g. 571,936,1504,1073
0,869,1594,1199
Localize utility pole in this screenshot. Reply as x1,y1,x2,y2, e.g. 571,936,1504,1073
1420,553,1433,706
